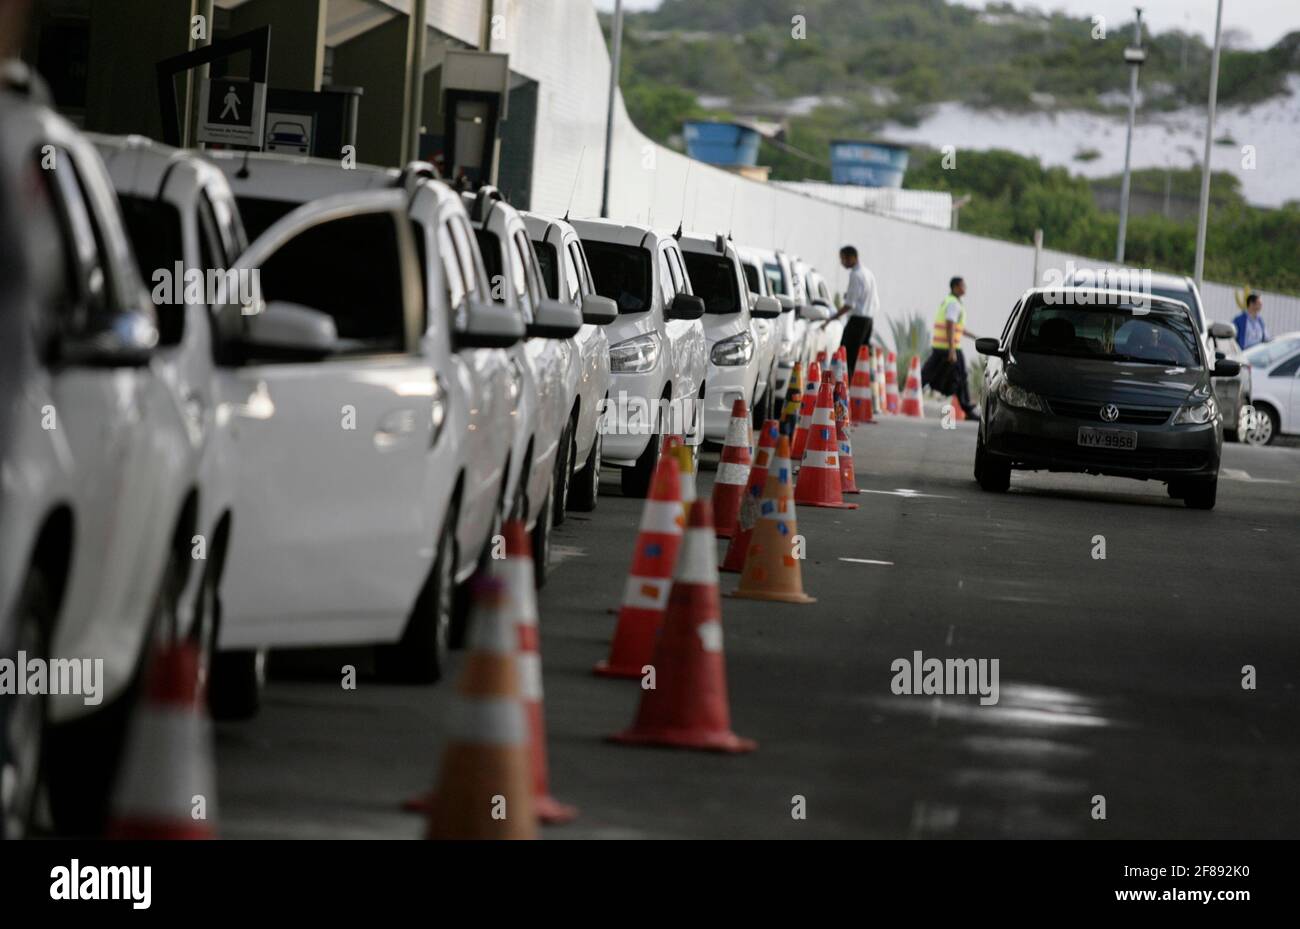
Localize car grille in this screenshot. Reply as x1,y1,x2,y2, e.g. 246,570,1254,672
1047,398,1172,425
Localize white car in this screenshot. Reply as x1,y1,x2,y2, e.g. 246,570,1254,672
802,263,846,368
742,246,807,400
463,188,583,583
678,233,781,440
208,152,525,663
569,219,708,497
1242,333,1300,445
522,212,618,514
1,86,202,836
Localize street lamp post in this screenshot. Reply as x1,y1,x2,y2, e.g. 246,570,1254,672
1115,8,1145,264
600,0,624,218
1194,0,1226,290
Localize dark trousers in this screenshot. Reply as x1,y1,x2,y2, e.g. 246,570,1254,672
922,347,976,414
841,316,873,378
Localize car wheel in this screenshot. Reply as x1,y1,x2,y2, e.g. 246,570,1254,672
621,429,661,497
975,436,1010,493
1184,477,1217,510
531,486,553,589
1167,481,1187,499
376,503,457,684
1247,404,1278,446
553,419,575,526
569,427,602,513
2,568,51,839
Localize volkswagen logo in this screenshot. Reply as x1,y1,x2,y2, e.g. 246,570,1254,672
1100,403,1120,423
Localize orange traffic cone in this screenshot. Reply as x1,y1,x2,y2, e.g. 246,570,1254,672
711,398,752,539
834,381,861,495
666,436,696,514
594,451,684,678
611,499,756,753
949,398,966,422
498,520,577,825
107,642,216,839
791,360,821,462
427,576,536,839
873,347,886,413
830,348,846,393
721,418,779,573
900,355,924,417
816,350,828,369
851,345,874,425
779,361,803,436
794,380,859,509
730,436,816,604
885,351,900,413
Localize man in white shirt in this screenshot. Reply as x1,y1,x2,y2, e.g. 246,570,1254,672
832,245,879,378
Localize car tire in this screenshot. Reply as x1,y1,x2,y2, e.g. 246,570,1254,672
531,486,553,589
1167,481,1187,499
569,427,601,513
620,430,661,498
208,649,265,721
1249,403,1279,446
1184,477,1218,510
375,503,457,684
2,568,51,840
975,437,1010,493
553,418,575,526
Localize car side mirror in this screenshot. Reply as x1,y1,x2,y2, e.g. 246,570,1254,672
243,301,338,360
975,337,1003,357
751,295,781,319
60,307,159,368
529,297,583,339
776,294,796,313
799,303,829,322
1208,321,1235,340
1212,359,1241,378
457,297,525,349
668,292,705,321
580,293,618,326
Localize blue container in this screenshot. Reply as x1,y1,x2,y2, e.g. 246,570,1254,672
830,140,910,188
683,121,762,167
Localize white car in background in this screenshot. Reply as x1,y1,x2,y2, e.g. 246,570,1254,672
742,245,807,400
736,244,790,421
1,87,202,837
803,264,846,367
209,152,525,661
522,212,618,514
678,233,781,439
1242,333,1300,445
570,219,708,497
464,188,583,583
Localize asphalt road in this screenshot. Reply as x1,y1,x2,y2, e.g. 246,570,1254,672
217,415,1300,839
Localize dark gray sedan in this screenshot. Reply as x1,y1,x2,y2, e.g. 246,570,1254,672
974,289,1241,509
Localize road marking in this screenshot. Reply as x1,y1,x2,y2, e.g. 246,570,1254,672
549,544,587,565
945,624,955,646
838,557,894,566
856,488,955,499
1221,468,1291,484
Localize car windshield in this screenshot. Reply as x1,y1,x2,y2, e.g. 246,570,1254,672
117,194,184,345
532,239,560,300
583,240,652,313
1243,337,1300,368
763,261,785,297
1017,299,1203,367
233,196,297,240
682,252,741,314
742,262,761,294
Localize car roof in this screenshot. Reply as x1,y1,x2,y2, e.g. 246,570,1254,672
205,149,398,202
89,133,230,202
521,211,578,244
569,216,672,249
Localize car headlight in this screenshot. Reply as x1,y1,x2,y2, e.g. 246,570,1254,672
1174,395,1218,425
609,333,661,374
711,331,754,366
996,379,1043,411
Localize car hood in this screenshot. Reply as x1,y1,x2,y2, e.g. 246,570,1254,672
703,311,747,346
604,309,659,345
1008,352,1208,406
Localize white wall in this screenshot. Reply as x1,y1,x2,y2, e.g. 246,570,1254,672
435,0,1300,347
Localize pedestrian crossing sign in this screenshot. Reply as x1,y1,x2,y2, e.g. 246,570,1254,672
197,78,267,148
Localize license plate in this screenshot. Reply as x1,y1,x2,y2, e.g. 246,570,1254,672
1077,427,1137,450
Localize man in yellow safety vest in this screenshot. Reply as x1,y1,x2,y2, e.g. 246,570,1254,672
921,276,979,419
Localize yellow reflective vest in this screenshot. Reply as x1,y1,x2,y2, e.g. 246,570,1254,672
932,294,965,350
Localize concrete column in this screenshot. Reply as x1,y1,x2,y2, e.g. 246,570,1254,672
331,16,409,167
229,0,327,92
84,0,192,137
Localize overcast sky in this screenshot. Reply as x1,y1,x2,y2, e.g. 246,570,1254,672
592,0,1300,50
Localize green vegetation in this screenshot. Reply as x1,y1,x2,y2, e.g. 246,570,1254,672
605,0,1300,294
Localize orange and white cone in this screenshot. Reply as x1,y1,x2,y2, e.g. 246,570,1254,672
900,354,924,418
711,398,752,539
721,418,779,573
498,520,577,825
779,362,804,436
834,381,861,495
427,576,536,839
850,345,874,425
611,499,756,753
949,398,966,422
791,360,821,462
830,348,846,393
107,642,216,839
795,379,859,509
730,436,816,604
885,351,900,413
594,451,684,678
666,435,696,515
